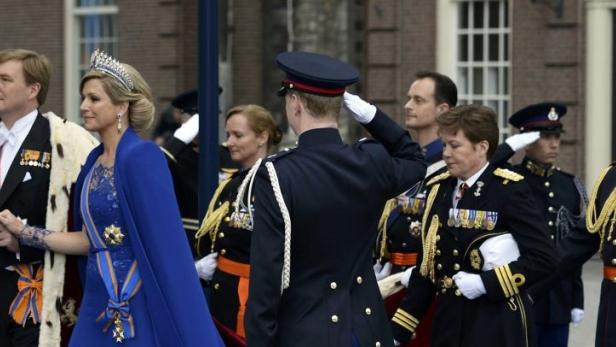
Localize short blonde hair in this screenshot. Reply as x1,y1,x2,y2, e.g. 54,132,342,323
0,49,51,106
290,91,342,120
80,63,155,135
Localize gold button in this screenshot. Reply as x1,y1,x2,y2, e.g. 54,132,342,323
455,289,462,296
441,288,446,294
544,181,550,187
224,216,231,222
452,249,459,256
376,342,381,347
330,282,337,290
436,249,441,256
548,221,554,227
365,307,372,315
214,283,220,290
437,264,443,270
436,235,441,241
550,235,555,240
548,206,554,212
612,239,616,246
219,232,225,238
453,263,460,271
356,276,363,284
220,249,227,255
549,192,554,198
611,259,616,265
331,315,338,323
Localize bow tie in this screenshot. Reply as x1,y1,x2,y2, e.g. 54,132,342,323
0,128,17,147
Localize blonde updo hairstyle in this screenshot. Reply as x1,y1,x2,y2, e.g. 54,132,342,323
80,63,155,135
225,104,282,151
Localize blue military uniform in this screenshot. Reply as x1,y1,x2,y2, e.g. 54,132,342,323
245,52,427,347
507,103,586,347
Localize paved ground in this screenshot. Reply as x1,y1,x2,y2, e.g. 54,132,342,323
569,256,601,346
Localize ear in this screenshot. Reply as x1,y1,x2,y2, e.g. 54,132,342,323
256,131,268,147
28,83,41,102
289,94,302,117
479,140,490,156
116,101,129,116
436,102,450,116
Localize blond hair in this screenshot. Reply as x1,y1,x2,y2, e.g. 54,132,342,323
225,104,282,150
80,63,154,135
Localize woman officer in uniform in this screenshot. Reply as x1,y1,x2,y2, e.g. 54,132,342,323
194,104,281,339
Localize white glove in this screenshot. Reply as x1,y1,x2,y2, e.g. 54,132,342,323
453,271,486,299
173,113,199,144
571,308,584,327
505,131,540,151
342,91,377,124
195,252,218,281
374,261,392,281
400,266,415,288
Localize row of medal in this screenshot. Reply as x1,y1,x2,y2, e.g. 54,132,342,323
20,149,51,169
447,208,498,230
398,195,426,215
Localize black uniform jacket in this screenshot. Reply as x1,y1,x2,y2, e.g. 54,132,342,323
0,114,51,339
514,157,585,325
540,162,616,346
162,137,239,257
245,109,426,347
391,164,558,347
197,169,252,333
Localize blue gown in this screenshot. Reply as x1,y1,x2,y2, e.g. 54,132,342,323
69,163,155,346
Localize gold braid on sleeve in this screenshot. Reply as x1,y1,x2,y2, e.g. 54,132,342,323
420,183,441,282
586,165,616,253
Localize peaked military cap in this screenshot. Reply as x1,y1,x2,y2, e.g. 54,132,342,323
509,102,567,133
276,52,359,97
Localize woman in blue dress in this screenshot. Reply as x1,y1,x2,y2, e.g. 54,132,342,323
0,50,223,347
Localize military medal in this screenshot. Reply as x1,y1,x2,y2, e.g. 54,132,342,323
474,181,484,197
103,224,124,246
486,211,498,230
409,220,421,238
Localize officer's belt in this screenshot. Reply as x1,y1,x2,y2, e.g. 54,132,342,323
390,252,418,266
604,266,616,282
218,256,250,278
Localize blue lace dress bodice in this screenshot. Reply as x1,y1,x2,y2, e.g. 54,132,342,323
69,163,155,346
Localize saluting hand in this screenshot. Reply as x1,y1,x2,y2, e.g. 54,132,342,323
342,92,376,124
0,209,25,236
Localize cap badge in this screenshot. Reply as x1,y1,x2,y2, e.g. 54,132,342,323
547,107,559,121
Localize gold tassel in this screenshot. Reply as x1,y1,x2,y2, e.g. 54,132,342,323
377,198,398,259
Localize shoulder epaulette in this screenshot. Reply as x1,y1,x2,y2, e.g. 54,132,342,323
265,147,295,162
426,171,450,186
493,168,524,182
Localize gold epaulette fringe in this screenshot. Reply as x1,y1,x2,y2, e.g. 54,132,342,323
493,168,524,182
426,172,450,186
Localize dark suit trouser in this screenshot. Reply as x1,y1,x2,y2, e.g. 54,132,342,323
536,323,568,347
0,270,39,347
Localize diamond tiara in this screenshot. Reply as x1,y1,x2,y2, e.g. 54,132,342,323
89,49,134,91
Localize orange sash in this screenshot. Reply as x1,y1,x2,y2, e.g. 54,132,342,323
9,264,43,325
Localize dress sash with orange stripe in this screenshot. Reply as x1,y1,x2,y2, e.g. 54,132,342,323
218,256,250,337
390,252,418,267
9,264,43,325
81,164,142,342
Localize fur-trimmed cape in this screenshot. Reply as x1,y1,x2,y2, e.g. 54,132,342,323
38,112,98,347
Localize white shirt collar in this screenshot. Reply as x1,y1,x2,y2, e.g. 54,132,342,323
457,162,490,188
0,109,38,145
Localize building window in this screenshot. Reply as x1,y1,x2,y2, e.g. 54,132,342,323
456,0,510,139
64,0,118,122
